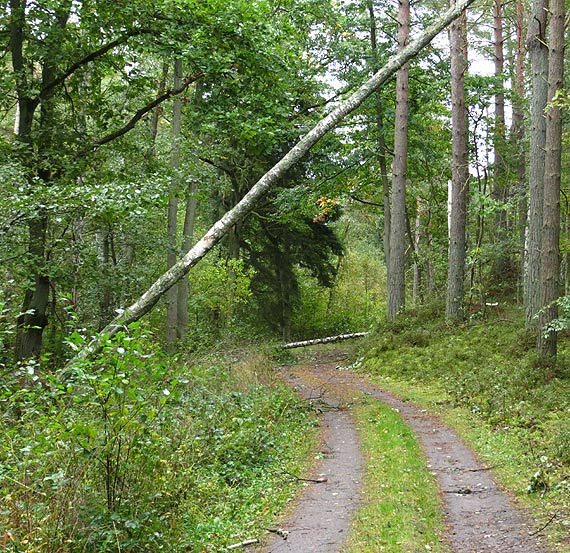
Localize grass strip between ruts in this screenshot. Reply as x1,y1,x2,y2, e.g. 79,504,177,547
362,373,570,553
344,397,449,553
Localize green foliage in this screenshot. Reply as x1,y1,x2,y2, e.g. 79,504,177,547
0,327,317,551
192,257,255,319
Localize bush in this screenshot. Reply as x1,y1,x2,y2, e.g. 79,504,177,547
0,326,317,551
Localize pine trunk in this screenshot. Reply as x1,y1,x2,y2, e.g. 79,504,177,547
537,0,564,357
369,2,391,272
490,0,511,286
524,0,549,328
446,2,469,321
513,0,527,291
387,0,410,320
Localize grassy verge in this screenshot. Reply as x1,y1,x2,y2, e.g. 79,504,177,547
356,303,570,552
343,398,448,553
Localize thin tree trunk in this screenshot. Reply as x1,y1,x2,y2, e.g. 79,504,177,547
176,184,198,342
537,0,564,357
176,80,203,341
490,0,511,286
369,2,391,272
65,0,476,365
446,1,469,321
148,63,169,159
413,197,423,305
524,0,549,328
99,228,114,326
165,58,183,350
513,0,527,295
387,0,410,320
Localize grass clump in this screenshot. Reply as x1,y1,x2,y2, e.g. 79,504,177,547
345,399,448,553
359,304,570,551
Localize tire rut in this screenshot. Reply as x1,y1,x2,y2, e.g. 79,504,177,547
256,370,364,552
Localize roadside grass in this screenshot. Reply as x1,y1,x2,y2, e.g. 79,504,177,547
344,398,449,553
178,353,321,551
358,303,570,552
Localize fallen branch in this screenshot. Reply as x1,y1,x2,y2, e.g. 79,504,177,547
226,538,259,550
266,527,289,540
529,512,558,537
282,332,369,350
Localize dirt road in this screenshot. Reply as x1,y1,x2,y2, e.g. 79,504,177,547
256,350,551,552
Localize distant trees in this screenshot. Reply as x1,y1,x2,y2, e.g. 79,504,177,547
6,0,570,363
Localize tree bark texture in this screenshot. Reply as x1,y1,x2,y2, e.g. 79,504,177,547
65,0,476,365
387,0,410,320
369,2,391,273
513,0,527,288
177,81,204,342
537,0,564,357
490,0,512,285
446,3,469,321
524,0,549,328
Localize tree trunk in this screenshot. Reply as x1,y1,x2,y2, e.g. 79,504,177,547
513,0,527,294
98,228,114,326
176,183,198,342
537,0,564,357
490,0,511,287
165,59,183,351
15,216,50,359
413,197,423,305
368,2,391,272
524,0,549,328
446,2,469,321
13,2,73,360
387,0,410,320
176,79,203,342
64,0,476,366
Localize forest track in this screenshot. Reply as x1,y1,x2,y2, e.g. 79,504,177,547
254,350,552,553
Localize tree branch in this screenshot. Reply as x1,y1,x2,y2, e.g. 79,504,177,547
350,195,382,207
87,72,204,151
39,29,147,100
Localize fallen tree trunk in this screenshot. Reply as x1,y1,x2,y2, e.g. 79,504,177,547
68,0,475,366
282,332,369,350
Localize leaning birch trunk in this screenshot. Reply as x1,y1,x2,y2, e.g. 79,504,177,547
67,0,476,365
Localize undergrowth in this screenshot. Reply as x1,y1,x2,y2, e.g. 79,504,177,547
359,303,570,550
0,325,317,551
